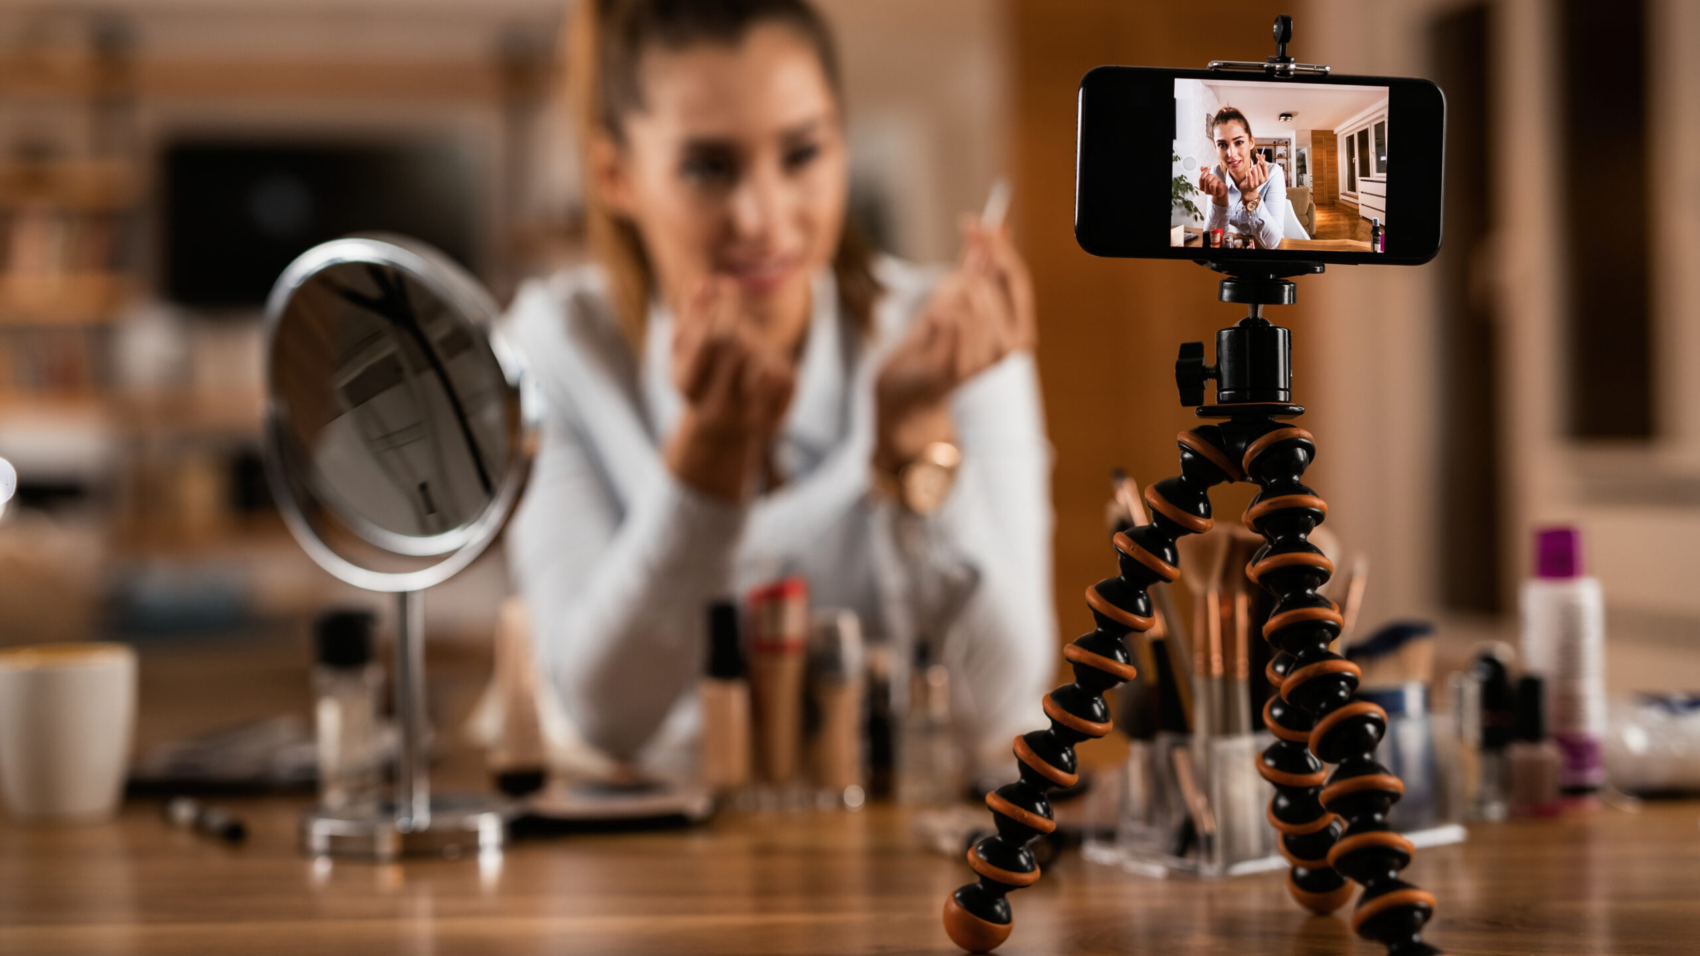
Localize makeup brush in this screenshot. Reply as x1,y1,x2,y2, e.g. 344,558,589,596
1346,620,1436,689
1217,526,1264,737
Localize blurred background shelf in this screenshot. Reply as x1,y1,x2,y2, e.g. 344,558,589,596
0,158,138,209
0,272,135,323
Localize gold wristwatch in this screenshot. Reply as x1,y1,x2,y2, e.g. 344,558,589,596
873,441,961,515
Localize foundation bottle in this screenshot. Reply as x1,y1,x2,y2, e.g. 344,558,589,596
699,600,751,793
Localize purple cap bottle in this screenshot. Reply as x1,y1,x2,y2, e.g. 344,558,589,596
1533,526,1583,579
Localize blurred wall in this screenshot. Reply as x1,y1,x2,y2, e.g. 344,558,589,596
818,0,1009,264
1255,0,1700,690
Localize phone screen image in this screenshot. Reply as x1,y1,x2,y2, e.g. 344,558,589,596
1169,78,1391,253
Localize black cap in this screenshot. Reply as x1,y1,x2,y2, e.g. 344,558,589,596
315,609,374,668
1515,675,1547,742
1472,650,1515,750
706,601,744,679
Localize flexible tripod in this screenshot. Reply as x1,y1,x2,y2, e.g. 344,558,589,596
941,265,1443,955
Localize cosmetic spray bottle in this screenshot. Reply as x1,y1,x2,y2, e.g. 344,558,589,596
1520,527,1606,796
700,601,752,794
313,609,384,811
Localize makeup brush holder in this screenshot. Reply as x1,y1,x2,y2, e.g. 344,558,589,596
1090,731,1283,878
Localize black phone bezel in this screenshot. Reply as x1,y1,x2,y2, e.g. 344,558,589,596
1074,66,1445,265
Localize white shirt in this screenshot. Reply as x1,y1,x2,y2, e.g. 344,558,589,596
501,257,1054,771
1204,162,1288,249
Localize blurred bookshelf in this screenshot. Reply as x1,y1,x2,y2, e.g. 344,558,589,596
0,7,550,646
0,36,312,644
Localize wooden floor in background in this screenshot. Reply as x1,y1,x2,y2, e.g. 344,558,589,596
1311,200,1374,242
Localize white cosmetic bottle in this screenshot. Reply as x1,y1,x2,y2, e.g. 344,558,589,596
1518,527,1605,796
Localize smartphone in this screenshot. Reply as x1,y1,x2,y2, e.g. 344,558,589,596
1074,66,1444,264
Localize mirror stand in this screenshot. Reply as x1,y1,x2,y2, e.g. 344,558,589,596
264,236,537,862
300,591,507,860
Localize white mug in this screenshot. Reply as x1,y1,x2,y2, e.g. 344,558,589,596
0,643,136,821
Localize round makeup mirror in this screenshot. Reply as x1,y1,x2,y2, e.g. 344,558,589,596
264,235,536,859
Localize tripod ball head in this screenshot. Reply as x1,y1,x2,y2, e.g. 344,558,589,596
1176,320,1292,407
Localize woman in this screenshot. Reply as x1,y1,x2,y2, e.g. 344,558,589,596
1198,106,1287,249
504,0,1053,775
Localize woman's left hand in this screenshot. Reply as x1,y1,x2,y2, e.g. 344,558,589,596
873,219,1035,476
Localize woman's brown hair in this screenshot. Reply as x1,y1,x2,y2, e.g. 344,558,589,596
1210,106,1254,140
566,0,882,349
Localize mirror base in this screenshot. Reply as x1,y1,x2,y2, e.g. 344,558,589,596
300,794,506,860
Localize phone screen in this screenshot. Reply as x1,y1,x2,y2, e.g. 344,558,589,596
1176,77,1390,253
1074,67,1444,265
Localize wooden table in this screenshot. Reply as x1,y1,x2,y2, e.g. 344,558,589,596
3,796,1697,955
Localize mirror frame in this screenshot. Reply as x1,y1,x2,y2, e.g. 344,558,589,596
262,236,537,593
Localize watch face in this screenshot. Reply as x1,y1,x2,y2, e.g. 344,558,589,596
902,461,954,515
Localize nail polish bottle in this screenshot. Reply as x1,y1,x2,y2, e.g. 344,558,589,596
1510,675,1562,817
1471,649,1515,822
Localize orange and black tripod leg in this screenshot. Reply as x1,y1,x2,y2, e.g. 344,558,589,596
1243,424,1444,956
1235,423,1353,916
942,426,1235,953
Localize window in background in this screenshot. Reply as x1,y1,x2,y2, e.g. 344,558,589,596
1560,0,1651,438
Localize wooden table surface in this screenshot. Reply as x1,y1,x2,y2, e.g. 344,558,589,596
3,796,1697,955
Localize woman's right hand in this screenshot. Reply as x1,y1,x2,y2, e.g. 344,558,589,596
1198,168,1230,206
664,279,796,502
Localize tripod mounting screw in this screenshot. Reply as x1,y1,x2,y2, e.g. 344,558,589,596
1176,341,1216,407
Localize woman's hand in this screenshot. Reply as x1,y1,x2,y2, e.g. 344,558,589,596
1236,156,1270,211
1199,168,1230,206
873,220,1035,477
664,279,796,502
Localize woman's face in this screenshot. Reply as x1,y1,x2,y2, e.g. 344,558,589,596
597,24,848,351
1214,120,1255,178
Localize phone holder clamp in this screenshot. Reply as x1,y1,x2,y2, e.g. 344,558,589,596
1208,13,1331,77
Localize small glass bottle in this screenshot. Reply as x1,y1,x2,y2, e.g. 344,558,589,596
1471,649,1514,822
313,609,384,811
897,641,960,806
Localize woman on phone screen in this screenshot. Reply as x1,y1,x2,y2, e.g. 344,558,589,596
504,0,1053,774
1198,106,1287,249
